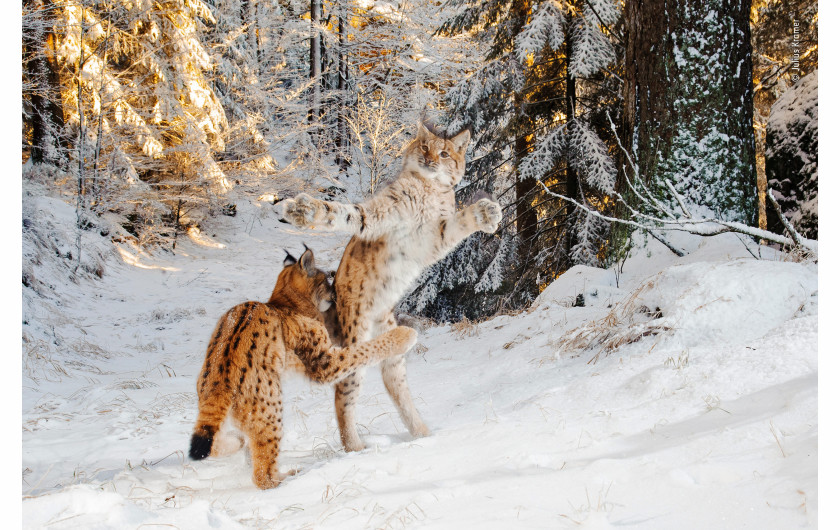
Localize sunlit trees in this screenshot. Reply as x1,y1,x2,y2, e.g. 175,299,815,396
23,0,231,244
203,0,292,184
325,0,481,197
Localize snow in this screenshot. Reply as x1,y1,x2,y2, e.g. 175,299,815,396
22,189,819,528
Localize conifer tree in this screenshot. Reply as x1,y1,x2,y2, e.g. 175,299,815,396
401,0,622,320
203,0,296,183
23,0,230,243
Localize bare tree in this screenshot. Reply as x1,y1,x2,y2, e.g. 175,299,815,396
345,91,405,196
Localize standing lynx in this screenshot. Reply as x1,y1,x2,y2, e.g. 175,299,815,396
189,248,417,489
281,123,502,451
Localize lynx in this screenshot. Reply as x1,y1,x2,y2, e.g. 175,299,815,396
281,123,502,451
188,248,418,489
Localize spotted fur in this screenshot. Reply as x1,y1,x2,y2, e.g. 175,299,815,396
281,123,501,451
189,249,417,489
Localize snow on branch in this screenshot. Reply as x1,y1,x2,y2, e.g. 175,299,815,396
518,123,567,181
592,112,815,256
583,0,621,26
766,189,812,252
569,12,613,78
536,179,818,258
568,119,616,194
514,1,566,63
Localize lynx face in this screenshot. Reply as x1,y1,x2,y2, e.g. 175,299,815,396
403,123,470,188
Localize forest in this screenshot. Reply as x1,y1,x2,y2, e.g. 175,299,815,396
22,1,819,528
22,0,818,318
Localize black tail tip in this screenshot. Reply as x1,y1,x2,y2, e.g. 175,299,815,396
189,432,213,460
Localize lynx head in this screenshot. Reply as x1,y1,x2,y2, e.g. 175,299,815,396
272,247,334,312
403,122,471,188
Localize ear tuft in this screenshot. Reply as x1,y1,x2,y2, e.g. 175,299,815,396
283,250,297,267
299,248,316,275
417,121,432,141
449,128,471,153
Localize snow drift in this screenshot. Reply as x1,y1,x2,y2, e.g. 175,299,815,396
22,194,817,529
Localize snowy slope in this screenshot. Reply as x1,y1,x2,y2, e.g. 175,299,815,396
22,192,818,529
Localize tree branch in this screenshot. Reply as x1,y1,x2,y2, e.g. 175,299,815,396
536,180,818,258
766,188,814,253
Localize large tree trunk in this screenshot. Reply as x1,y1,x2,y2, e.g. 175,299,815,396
621,0,758,224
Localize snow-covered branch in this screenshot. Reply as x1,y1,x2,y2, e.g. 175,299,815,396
536,180,818,257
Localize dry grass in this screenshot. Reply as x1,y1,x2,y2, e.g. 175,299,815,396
559,482,618,525
551,273,673,364
770,420,786,458
781,244,817,264
109,379,159,390
22,333,68,382
373,501,428,529
70,337,115,359
451,317,479,339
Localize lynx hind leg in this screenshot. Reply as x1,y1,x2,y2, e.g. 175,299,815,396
235,379,286,489
377,314,430,438
243,408,286,489
335,371,366,452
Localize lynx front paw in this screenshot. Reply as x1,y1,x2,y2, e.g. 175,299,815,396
281,193,320,227
473,198,502,233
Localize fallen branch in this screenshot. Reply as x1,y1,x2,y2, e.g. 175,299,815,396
766,189,811,251
536,181,818,258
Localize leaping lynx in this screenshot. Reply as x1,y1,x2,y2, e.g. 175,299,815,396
281,123,502,451
189,248,417,489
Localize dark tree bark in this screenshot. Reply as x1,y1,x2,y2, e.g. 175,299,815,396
765,71,818,239
336,1,350,172
309,0,321,126
621,0,758,224
23,0,66,165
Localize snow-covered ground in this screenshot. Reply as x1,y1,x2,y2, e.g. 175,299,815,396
22,190,819,528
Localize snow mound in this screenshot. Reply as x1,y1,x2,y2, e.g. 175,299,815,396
535,264,618,308
22,485,244,530
557,259,817,359
22,183,119,298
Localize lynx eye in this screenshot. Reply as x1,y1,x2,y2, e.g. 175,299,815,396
440,151,450,158
421,144,429,153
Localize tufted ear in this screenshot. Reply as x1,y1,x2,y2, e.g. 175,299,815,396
416,121,433,142
449,128,471,154
298,248,316,275
283,249,296,267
